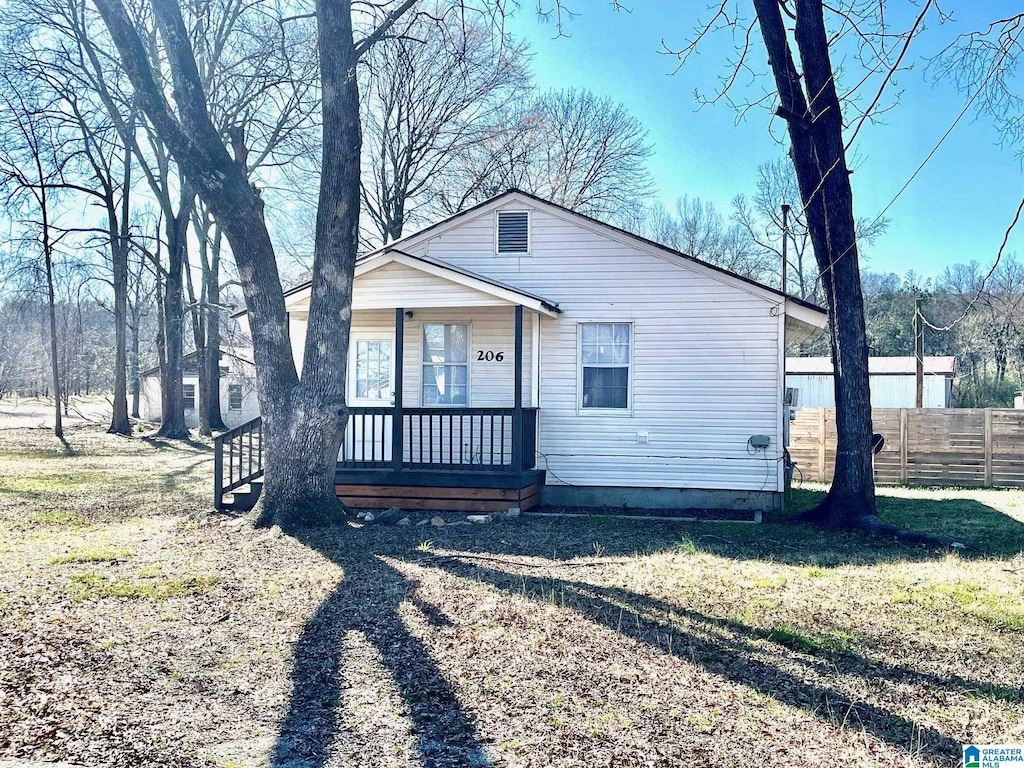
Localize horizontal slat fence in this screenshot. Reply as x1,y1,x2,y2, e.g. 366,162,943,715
789,407,1024,488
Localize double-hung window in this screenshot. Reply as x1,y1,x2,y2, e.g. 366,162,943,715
580,322,631,410
228,384,244,411
182,383,196,410
422,323,469,405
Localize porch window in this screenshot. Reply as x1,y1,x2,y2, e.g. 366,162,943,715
183,383,196,410
422,323,468,405
228,384,243,411
579,322,631,410
354,340,392,401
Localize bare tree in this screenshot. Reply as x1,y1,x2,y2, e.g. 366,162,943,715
92,0,452,528
936,14,1024,154
749,0,878,529
0,73,68,438
732,156,890,302
625,196,776,283
449,87,655,218
671,0,943,533
190,201,227,433
359,12,529,245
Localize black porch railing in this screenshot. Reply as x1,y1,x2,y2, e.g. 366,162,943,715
213,417,264,508
339,406,538,472
214,406,539,507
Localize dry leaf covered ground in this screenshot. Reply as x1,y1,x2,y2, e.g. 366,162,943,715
0,425,1022,767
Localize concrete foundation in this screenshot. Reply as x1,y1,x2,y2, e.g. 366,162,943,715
540,485,782,513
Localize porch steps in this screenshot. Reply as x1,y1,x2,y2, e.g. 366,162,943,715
223,481,263,513
335,481,541,514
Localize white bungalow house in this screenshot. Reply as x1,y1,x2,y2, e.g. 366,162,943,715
786,356,955,409
220,190,827,515
140,348,259,429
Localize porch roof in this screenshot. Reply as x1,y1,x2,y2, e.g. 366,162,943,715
282,250,562,317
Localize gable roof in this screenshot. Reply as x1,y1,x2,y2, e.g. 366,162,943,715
140,348,254,378
247,189,826,328
786,356,956,376
275,248,562,317
387,188,827,316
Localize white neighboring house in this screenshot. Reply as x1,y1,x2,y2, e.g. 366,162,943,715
786,356,956,409
230,190,828,514
139,348,259,429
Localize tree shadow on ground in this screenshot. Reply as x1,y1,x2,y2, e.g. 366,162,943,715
267,503,1022,767
786,487,1024,560
269,527,491,768
141,434,214,453
56,434,76,456
157,456,212,495
439,493,1024,566
410,548,1004,766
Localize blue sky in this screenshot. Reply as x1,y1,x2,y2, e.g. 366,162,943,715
505,2,1024,279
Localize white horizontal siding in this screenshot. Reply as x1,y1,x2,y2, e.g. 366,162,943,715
287,262,509,312
411,202,784,492
787,373,950,409
401,307,533,408
139,371,258,430
286,307,533,408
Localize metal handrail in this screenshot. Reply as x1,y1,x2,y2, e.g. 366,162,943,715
213,417,263,509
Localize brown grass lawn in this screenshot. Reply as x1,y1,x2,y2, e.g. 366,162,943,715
0,425,1022,767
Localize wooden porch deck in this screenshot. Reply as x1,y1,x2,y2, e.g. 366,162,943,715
334,468,545,513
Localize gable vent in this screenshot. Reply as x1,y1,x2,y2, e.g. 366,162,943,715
497,210,529,254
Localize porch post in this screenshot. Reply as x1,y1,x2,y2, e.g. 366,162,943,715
392,308,404,473
512,305,524,472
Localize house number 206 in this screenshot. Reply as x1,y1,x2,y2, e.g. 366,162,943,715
476,350,505,362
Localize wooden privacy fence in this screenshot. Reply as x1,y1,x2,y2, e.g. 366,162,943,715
788,407,1024,488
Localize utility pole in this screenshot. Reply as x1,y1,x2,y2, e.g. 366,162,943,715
914,297,924,408
781,204,791,297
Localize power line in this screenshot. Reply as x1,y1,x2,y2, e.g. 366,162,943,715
919,193,1024,333
813,49,1005,290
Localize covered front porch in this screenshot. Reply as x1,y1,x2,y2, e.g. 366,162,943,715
331,296,544,511
214,250,560,512
302,250,560,511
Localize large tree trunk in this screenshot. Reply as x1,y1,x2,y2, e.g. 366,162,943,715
108,133,133,435
754,0,876,528
195,212,225,431
93,0,366,529
248,0,362,527
157,187,192,439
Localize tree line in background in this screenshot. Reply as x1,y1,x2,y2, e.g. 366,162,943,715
0,0,662,441
1,0,1023,455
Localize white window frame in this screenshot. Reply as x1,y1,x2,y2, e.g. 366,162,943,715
577,321,634,415
495,209,531,256
348,332,396,405
227,383,244,411
182,382,196,410
419,322,472,407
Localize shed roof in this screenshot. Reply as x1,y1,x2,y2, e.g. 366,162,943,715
786,356,956,376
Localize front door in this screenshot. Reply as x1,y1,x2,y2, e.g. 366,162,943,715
346,335,395,463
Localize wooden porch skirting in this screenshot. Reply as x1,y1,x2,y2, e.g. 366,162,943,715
334,469,545,513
